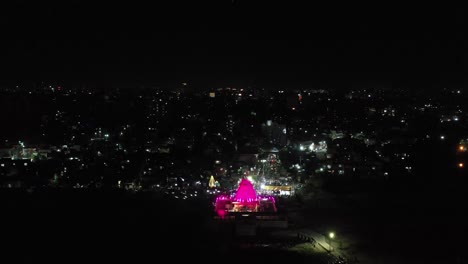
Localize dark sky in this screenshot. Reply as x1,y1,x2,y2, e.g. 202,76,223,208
0,2,466,87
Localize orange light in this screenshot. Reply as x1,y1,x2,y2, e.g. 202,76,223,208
459,146,465,151
458,163,464,168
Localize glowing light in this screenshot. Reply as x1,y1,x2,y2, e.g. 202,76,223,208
234,178,257,203
329,232,335,239
459,163,464,168
440,135,445,140
459,146,465,151
217,209,226,219
209,175,216,188
215,179,277,215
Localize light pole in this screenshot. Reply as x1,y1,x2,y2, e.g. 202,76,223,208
328,232,335,251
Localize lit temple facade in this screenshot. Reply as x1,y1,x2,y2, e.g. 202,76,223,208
215,178,277,217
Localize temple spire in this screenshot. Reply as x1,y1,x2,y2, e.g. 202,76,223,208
234,178,257,203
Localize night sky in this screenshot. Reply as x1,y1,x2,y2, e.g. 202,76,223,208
1,2,465,87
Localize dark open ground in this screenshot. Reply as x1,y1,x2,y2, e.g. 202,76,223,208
2,189,322,263
2,184,467,264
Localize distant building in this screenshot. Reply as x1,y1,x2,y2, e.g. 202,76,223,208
261,120,287,146
225,115,235,135
329,130,345,140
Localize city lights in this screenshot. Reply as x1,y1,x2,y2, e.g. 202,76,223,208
1,5,466,263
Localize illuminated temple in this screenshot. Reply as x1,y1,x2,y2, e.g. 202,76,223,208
215,178,277,217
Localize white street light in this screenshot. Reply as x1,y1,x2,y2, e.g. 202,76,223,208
328,232,335,251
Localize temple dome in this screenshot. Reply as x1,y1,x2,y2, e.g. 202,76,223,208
234,178,257,203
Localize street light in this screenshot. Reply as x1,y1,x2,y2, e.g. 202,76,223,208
328,232,335,251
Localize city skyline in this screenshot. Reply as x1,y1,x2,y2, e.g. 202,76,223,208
1,2,467,263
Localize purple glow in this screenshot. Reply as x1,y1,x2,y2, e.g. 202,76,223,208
216,195,229,201
217,209,227,219
215,178,277,215
258,195,276,203
234,178,257,203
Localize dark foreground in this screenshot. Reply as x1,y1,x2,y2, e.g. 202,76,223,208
3,187,468,264
2,189,324,264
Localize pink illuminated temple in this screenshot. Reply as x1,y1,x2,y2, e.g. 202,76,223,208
215,178,277,216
